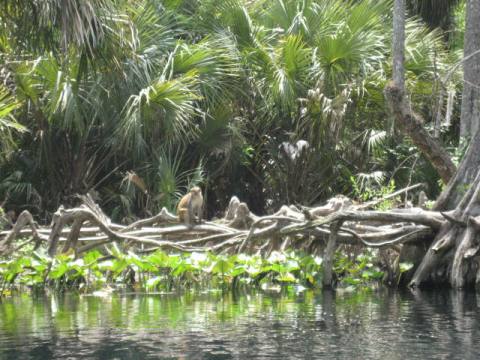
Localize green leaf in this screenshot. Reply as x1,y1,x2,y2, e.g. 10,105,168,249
84,250,102,265
111,258,129,275
230,266,247,277
212,257,234,275
146,276,163,289
342,277,362,285
50,262,69,279
278,272,297,283
147,251,170,266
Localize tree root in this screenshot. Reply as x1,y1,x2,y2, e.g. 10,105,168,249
3,186,476,289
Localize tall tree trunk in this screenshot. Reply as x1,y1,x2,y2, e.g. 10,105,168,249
393,0,405,89
434,135,480,210
435,0,480,211
459,0,480,139
385,0,456,184
410,1,480,288
386,0,480,288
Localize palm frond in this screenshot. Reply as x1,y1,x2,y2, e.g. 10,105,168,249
117,72,201,153
366,129,388,158
0,86,25,157
1,0,114,52
147,146,205,210
170,34,242,105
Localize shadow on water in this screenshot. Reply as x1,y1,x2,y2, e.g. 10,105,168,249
0,288,479,359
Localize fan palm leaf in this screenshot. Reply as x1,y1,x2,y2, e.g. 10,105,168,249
1,0,114,52
0,87,25,158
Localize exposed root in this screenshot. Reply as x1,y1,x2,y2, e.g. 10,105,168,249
5,184,479,289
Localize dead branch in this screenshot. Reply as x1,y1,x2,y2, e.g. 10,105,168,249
0,210,45,255
1,195,442,259
0,194,447,289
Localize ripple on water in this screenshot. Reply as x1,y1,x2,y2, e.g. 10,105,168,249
0,290,479,359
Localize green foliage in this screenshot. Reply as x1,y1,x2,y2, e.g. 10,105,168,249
351,176,398,210
0,0,464,219
0,248,390,295
0,87,26,159
334,250,384,288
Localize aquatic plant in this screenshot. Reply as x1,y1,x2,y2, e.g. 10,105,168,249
0,248,390,295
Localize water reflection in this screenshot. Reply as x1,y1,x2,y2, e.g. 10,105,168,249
0,289,479,359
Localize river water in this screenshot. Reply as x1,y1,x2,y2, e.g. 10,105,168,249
0,289,479,359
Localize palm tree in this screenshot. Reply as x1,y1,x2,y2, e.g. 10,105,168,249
0,0,464,219
0,0,242,218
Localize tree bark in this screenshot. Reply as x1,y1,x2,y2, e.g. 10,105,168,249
322,221,342,288
460,0,480,138
410,168,480,288
435,0,480,211
392,0,405,89
434,134,480,210
384,85,456,184
385,0,456,185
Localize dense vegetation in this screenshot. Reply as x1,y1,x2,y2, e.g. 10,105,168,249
0,0,465,222
1,247,413,295
4,0,479,292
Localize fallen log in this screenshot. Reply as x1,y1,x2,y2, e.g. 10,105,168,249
0,188,445,288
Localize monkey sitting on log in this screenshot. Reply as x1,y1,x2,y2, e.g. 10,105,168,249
177,186,203,226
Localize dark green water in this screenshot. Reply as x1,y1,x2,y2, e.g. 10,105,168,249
0,289,479,359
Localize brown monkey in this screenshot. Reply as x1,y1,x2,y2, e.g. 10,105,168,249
177,186,203,226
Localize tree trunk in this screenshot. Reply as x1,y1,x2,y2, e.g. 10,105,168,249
460,0,480,139
392,0,405,89
410,170,480,288
434,134,480,210
384,85,457,184
435,0,480,211
322,221,342,288
387,0,480,289
385,0,456,185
